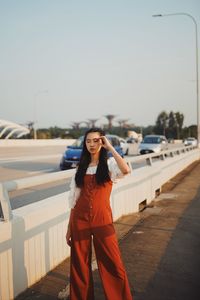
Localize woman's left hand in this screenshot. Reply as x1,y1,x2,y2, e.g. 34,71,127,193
66,226,72,247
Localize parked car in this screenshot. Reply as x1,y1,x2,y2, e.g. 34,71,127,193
184,137,197,147
138,135,168,155
60,134,124,170
119,138,129,155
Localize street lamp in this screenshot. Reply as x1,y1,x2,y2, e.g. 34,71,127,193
152,13,199,147
33,90,48,139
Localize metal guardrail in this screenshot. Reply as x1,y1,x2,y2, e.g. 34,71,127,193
0,145,196,222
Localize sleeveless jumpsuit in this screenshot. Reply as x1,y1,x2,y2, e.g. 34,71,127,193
70,174,133,300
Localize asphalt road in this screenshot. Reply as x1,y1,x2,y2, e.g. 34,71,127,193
0,146,66,181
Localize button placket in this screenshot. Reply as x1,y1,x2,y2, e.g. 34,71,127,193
89,195,93,218
88,176,95,218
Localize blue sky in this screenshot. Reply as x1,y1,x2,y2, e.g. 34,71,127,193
0,0,200,129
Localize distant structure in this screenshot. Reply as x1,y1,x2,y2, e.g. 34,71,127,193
88,119,98,128
82,121,91,128
71,122,82,130
117,119,129,128
104,114,116,130
0,119,30,139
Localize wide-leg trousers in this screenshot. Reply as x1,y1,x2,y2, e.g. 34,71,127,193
70,221,133,300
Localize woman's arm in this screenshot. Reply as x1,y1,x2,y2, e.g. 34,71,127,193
101,136,130,175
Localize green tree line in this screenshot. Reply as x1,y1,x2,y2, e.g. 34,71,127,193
153,110,197,140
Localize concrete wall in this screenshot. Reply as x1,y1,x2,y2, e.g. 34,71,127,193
0,148,199,299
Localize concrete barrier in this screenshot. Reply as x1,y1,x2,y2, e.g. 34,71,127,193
0,146,199,299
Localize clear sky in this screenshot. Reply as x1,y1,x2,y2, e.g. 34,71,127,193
0,0,200,129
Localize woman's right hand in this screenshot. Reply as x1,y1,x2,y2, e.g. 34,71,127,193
66,226,72,247
100,135,113,151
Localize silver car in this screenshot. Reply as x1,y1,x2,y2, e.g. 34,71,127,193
184,137,197,147
139,135,168,155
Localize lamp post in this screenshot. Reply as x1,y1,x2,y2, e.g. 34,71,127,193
33,90,48,139
152,13,199,147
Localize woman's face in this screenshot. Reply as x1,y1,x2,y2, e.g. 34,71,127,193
85,132,103,155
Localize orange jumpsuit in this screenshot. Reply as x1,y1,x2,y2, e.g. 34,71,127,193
70,174,133,300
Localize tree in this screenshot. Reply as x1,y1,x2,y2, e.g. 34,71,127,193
154,111,169,136
154,110,185,139
183,125,197,139
175,112,184,139
168,111,177,138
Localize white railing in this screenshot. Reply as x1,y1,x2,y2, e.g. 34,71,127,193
0,145,199,299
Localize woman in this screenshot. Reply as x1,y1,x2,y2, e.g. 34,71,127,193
66,128,133,300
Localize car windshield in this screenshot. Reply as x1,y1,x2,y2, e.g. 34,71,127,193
72,136,84,147
142,136,161,144
187,138,195,141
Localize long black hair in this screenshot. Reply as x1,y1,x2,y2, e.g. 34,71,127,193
75,128,111,187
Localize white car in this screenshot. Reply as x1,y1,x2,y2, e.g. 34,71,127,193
139,135,168,155
184,137,197,147
119,138,129,155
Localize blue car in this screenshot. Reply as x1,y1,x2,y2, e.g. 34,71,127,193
60,134,124,170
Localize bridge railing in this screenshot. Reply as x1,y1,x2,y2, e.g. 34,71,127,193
0,145,197,222
0,145,199,299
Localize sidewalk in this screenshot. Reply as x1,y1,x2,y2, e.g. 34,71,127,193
16,160,200,300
